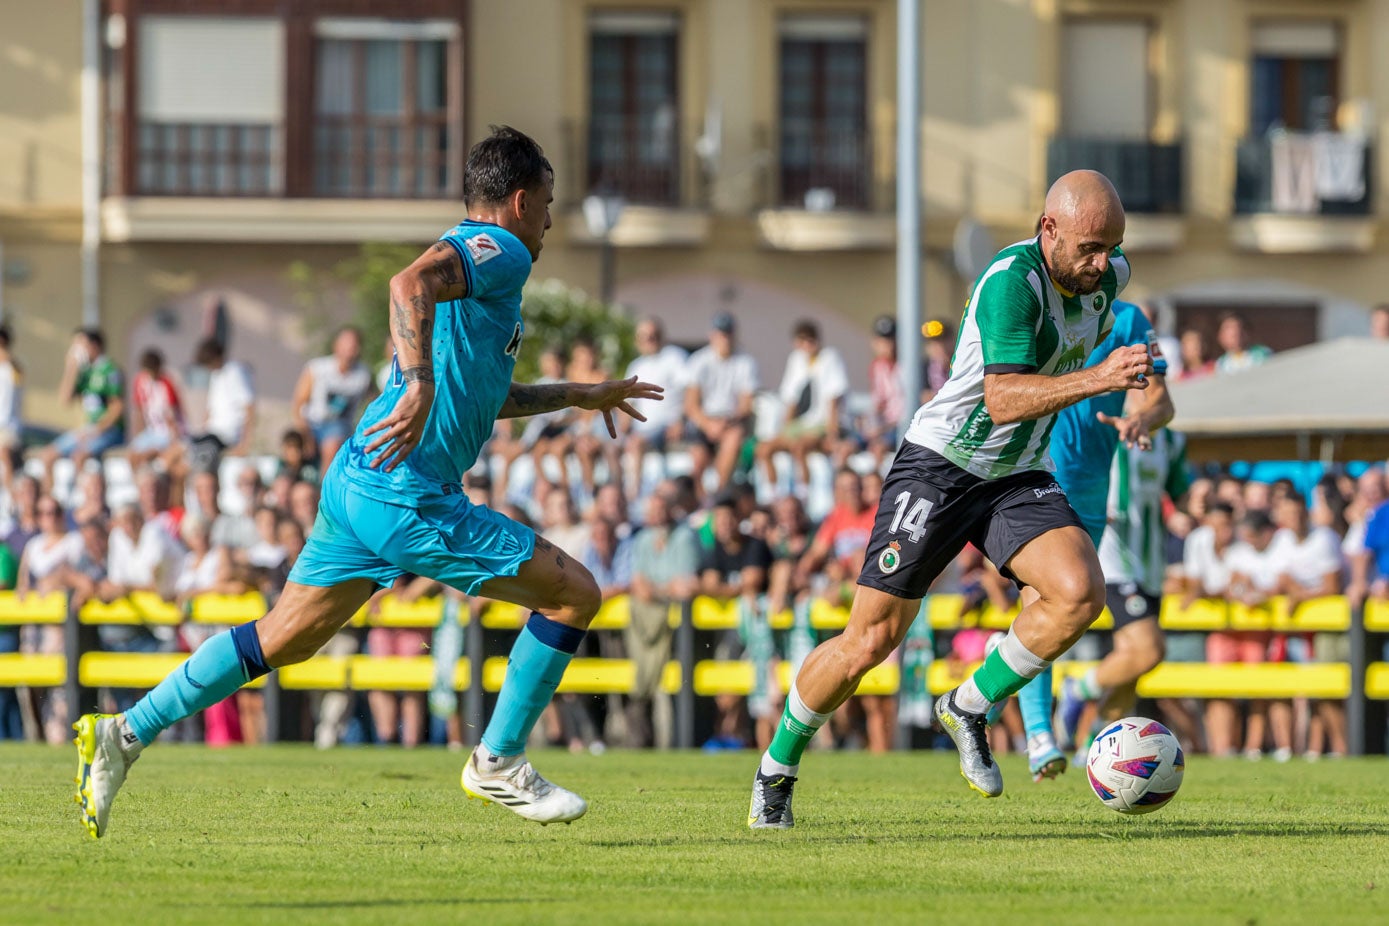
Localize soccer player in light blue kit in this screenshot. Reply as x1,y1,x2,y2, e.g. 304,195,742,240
1010,299,1172,780
71,126,662,838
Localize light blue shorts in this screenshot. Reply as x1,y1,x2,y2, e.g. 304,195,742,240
289,472,536,595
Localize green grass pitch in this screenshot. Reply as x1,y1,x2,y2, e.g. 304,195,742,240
3,744,1386,925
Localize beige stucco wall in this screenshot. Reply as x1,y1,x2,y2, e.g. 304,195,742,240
6,0,1389,440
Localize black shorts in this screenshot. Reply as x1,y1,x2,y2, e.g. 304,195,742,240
857,442,1085,600
1105,582,1162,631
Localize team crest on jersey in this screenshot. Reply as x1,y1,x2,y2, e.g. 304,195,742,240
878,541,903,575
464,233,502,265
1091,291,1106,314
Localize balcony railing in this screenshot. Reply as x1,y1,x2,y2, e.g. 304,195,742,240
1047,138,1183,214
1234,134,1373,216
566,116,683,207
312,114,458,199
777,118,872,210
134,121,281,196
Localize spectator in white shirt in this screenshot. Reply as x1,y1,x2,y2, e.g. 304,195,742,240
621,318,687,497
684,312,758,499
0,326,23,493
291,326,373,470
754,320,850,494
1272,490,1348,759
176,339,256,479
1223,510,1293,762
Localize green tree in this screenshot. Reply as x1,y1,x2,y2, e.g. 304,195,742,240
290,243,636,385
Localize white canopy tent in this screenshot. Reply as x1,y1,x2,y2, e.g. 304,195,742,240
1167,337,1389,463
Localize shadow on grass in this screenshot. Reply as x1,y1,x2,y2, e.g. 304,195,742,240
579,820,1389,848
228,898,556,910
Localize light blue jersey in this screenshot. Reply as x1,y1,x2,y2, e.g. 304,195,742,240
289,221,537,594
1049,301,1167,543
343,221,532,503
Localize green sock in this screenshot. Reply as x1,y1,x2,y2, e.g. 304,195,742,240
971,629,1051,703
766,686,832,769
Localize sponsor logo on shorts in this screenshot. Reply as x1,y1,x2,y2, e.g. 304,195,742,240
1032,483,1063,499
878,541,902,575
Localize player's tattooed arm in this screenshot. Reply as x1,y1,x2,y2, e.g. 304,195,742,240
498,377,665,438
497,382,582,419
363,241,465,471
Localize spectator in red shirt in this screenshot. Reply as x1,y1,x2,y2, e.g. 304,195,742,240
794,468,877,600
127,349,185,472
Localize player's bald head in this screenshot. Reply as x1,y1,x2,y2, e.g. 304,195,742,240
1038,170,1126,295
1043,170,1125,235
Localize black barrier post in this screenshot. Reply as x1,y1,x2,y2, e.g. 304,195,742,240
262,671,280,744
464,612,485,747
1349,599,1367,757
676,600,694,750
62,604,98,722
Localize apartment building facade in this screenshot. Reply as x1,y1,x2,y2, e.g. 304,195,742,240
0,0,1384,438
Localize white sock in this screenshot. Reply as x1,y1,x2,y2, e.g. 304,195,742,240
475,742,524,770
116,714,145,761
954,677,992,714
760,752,798,778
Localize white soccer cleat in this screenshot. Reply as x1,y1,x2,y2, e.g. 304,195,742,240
73,713,137,839
461,749,588,825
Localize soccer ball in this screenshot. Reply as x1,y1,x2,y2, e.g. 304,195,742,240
1085,717,1184,815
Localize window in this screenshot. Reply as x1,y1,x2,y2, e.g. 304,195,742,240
1061,19,1151,138
587,11,680,204
1250,21,1340,134
583,10,680,204
135,16,285,195
778,15,869,210
313,19,459,198
107,4,464,200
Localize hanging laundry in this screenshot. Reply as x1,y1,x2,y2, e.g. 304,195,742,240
1311,131,1366,201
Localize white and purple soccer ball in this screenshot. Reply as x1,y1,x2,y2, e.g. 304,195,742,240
1085,717,1184,815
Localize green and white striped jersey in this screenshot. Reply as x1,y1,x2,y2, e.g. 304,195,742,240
1097,428,1192,592
904,236,1130,479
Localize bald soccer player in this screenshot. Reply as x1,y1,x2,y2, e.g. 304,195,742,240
747,170,1154,827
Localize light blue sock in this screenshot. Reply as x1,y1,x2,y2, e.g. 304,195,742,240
124,622,270,746
1017,666,1055,740
480,613,584,756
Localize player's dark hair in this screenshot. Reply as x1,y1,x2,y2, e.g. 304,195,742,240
1242,509,1275,533
80,327,105,352
0,325,10,349
792,320,820,342
1283,488,1307,507
139,348,163,374
464,125,552,207
1217,311,1248,328
280,429,305,451
1207,502,1236,519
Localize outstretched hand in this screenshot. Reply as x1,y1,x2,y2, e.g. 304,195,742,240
577,377,664,438
363,383,435,472
1096,411,1152,450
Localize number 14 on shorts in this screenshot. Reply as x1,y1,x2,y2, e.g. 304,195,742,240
888,492,933,543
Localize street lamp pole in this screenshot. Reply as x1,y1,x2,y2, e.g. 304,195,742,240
583,193,626,306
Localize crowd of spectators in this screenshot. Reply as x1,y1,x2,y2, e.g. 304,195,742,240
1,310,1389,758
